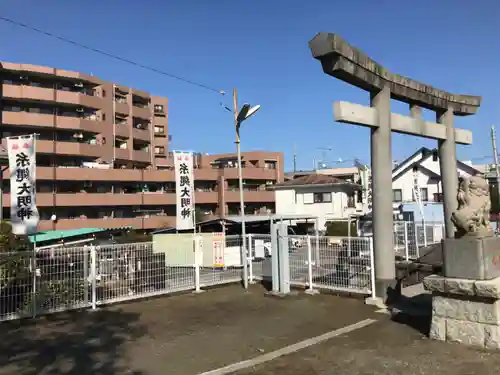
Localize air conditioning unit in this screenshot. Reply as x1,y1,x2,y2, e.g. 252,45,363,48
76,107,84,113
74,82,84,88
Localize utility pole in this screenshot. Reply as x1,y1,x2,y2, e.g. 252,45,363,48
491,125,500,229
293,143,297,173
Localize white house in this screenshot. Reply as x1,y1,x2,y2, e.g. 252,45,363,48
391,147,482,207
270,174,363,230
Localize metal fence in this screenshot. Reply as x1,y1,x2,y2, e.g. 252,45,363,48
0,240,247,323
393,221,445,260
247,234,374,296
0,222,442,323
284,235,373,295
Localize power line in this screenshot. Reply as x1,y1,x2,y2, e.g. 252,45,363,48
0,15,224,94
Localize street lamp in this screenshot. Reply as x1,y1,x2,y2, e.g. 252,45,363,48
232,88,260,290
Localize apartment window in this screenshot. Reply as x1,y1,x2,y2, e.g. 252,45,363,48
4,105,21,112
154,126,165,135
154,104,165,114
264,161,276,169
393,189,403,202
434,193,443,202
313,192,332,203
102,90,106,97
347,193,355,208
102,113,106,121
421,188,429,202
155,146,165,155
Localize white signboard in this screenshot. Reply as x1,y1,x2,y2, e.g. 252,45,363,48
7,135,39,235
213,232,225,267
174,151,195,230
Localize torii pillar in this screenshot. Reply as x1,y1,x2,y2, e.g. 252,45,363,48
309,33,481,304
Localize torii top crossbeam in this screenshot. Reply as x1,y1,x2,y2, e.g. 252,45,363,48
309,33,481,116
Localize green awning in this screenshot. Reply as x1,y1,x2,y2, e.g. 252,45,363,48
28,227,130,243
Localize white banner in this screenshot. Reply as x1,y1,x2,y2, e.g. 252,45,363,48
7,135,39,235
174,151,195,230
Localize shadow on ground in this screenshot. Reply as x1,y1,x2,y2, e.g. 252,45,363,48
390,292,432,336
0,308,147,375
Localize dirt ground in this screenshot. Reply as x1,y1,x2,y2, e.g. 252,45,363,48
1,283,499,375
235,312,500,375
0,283,377,375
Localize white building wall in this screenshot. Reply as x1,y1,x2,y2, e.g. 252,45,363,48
275,185,361,230
393,158,476,204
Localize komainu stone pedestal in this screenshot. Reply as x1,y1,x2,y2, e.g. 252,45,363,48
443,236,500,280
424,275,500,349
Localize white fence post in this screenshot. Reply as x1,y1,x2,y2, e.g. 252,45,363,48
413,221,419,259
248,234,255,284
423,220,428,247
404,222,409,262
31,254,37,318
369,237,376,300
91,245,97,310
193,236,203,293
305,236,318,295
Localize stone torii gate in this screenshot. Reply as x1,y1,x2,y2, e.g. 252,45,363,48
309,33,482,303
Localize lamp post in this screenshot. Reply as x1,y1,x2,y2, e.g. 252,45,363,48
232,88,261,290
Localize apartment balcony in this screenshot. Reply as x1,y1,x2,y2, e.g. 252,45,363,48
221,167,278,180
37,140,104,158
132,128,151,142
2,84,103,109
38,215,174,231
142,193,176,205
142,169,175,181
114,102,129,115
56,116,102,133
132,106,151,120
2,111,55,128
194,191,219,204
57,193,143,206
2,63,56,76
115,148,131,160
3,84,55,102
193,169,219,181
48,167,143,181
55,90,103,109
114,124,130,138
1,166,149,182
131,88,151,101
4,193,54,207
3,193,143,207
132,150,151,163
2,112,102,134
224,190,275,203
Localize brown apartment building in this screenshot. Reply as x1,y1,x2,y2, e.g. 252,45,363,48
0,62,283,231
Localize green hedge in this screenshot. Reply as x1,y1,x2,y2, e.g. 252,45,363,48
325,221,357,237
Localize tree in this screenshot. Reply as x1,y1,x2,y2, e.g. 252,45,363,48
0,220,30,252
194,207,209,224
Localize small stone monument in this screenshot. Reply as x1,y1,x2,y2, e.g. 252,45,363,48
424,174,500,349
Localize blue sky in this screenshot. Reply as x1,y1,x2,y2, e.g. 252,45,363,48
1,0,498,171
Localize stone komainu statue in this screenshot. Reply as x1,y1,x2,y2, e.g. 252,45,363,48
451,175,492,237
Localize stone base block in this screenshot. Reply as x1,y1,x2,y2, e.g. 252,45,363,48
443,236,500,280
424,273,500,349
